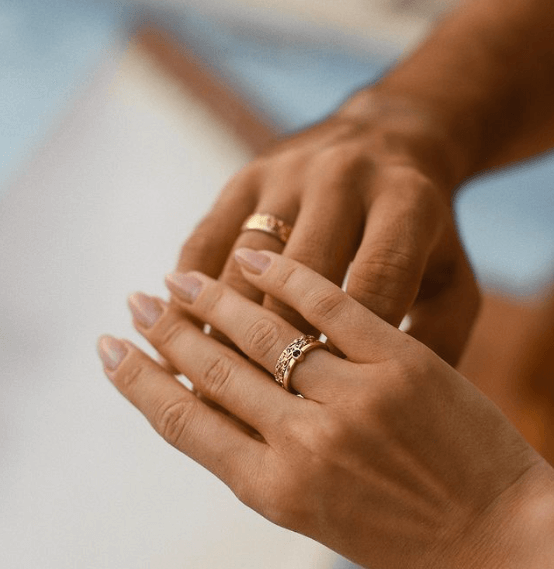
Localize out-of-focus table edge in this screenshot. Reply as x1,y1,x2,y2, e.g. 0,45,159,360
132,21,279,154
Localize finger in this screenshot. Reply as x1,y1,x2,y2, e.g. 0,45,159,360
175,168,259,277
157,354,180,375
127,293,297,434
346,174,441,327
405,246,481,366
203,201,297,348
262,177,363,334
216,195,298,303
164,274,339,397
97,335,266,487
172,170,258,331
233,249,402,363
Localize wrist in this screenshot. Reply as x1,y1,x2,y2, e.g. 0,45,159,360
447,459,554,569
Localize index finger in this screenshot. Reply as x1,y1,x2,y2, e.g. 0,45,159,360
175,169,258,277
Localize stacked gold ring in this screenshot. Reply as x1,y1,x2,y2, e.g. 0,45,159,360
274,335,329,394
241,213,292,245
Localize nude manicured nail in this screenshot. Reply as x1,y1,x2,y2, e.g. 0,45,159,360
128,292,163,328
234,248,271,274
97,335,127,370
165,273,203,303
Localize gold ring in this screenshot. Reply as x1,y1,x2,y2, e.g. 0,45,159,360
241,213,292,245
274,335,329,393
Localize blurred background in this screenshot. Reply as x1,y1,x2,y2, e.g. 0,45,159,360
1,1,554,568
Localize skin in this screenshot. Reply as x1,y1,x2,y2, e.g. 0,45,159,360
99,250,554,569
172,0,554,366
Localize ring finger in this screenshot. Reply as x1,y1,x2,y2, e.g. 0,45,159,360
216,193,299,303
165,273,337,397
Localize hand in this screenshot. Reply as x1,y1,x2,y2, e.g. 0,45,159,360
174,91,480,365
99,250,552,569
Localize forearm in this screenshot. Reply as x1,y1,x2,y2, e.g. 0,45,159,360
340,0,554,188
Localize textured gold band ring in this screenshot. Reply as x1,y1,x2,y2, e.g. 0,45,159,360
241,213,293,245
274,335,329,394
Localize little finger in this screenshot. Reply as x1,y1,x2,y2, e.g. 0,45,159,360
97,335,267,486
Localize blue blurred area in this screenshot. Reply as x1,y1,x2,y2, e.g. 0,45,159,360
2,2,553,294
0,0,132,194
165,10,395,131
456,154,554,294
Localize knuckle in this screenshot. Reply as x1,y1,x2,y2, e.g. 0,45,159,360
200,354,237,399
374,352,431,407
312,144,369,185
303,414,347,458
380,163,424,187
231,476,257,513
389,165,432,189
262,489,298,529
251,470,309,530
364,246,418,277
382,164,435,197
350,248,419,296
273,263,298,292
307,287,345,324
280,409,345,460
314,144,351,169
157,320,186,352
231,459,269,512
383,167,444,225
347,250,421,320
244,317,280,358
388,344,426,379
315,143,358,168
154,398,196,448
197,285,224,317
246,476,287,526
116,361,148,393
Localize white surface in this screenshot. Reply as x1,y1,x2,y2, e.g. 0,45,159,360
0,42,333,569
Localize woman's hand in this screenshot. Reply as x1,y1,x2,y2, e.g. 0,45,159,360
98,250,553,569
174,91,480,365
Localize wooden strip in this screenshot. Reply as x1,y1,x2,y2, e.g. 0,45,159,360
135,24,278,154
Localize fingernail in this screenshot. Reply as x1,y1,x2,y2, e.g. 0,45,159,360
165,273,203,303
234,248,271,274
128,292,163,328
97,335,127,370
